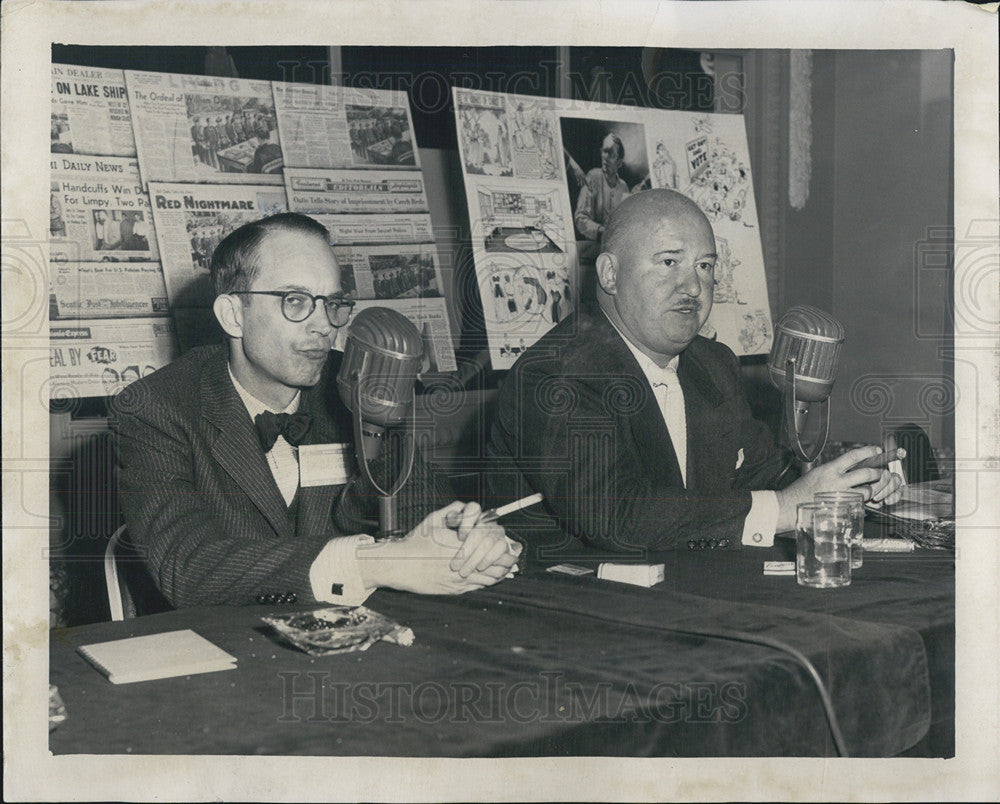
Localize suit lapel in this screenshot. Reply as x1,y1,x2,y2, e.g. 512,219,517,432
201,351,294,540
678,342,728,491
584,312,683,489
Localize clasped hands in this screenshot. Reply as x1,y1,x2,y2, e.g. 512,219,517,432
360,501,522,596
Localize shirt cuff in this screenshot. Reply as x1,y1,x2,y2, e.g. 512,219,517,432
310,534,377,607
742,491,778,547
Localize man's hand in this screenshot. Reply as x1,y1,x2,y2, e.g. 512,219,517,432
774,446,904,532
445,501,520,579
358,502,519,595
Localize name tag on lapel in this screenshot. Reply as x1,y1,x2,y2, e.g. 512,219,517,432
299,443,354,487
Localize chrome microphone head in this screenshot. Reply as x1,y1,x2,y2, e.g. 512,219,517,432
767,305,845,403
336,307,424,427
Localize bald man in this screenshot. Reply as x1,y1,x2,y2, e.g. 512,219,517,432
487,189,902,558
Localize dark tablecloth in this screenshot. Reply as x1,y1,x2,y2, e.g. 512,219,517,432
49,546,953,757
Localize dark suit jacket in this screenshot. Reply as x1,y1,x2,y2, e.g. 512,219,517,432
111,344,451,607
487,307,794,556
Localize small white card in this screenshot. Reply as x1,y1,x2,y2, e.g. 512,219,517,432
546,563,595,576
298,443,354,487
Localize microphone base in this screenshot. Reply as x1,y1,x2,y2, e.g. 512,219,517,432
375,494,406,542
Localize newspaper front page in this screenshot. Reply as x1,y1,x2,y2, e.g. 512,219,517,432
49,317,179,399
273,82,420,170
51,64,136,157
50,262,170,320
49,154,159,262
125,70,283,185
147,181,289,308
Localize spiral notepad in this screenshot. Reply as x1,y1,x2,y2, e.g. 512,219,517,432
77,629,237,684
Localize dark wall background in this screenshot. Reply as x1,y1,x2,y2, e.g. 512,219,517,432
783,50,954,448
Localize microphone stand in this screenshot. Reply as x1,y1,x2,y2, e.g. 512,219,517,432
351,371,416,541
781,356,831,472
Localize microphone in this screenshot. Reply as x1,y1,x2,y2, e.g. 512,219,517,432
767,305,845,466
336,307,424,540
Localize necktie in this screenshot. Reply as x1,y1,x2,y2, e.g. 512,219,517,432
654,365,687,487
254,410,313,452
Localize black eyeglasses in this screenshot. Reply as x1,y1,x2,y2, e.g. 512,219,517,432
233,290,355,327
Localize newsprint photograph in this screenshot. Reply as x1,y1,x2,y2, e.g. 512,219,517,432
2,1,999,802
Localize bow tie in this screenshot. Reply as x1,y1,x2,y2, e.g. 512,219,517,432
254,410,313,451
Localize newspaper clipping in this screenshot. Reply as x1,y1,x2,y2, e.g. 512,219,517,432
51,64,136,158
315,213,435,246
148,182,289,307
332,297,457,373
125,70,283,185
49,154,159,262
332,243,444,301
284,168,430,214
49,262,170,320
49,318,179,399
273,82,419,170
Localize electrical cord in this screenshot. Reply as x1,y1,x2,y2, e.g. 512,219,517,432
510,588,850,757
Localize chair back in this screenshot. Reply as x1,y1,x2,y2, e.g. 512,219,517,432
104,525,172,620
104,524,134,621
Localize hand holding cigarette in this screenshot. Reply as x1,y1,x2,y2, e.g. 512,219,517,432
444,494,542,579
443,492,544,528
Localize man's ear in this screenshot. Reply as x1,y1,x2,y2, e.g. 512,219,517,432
213,294,244,339
595,251,619,295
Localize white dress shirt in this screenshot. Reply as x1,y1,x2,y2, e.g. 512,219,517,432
604,312,779,547
229,367,375,605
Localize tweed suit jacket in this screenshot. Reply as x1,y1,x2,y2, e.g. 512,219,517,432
111,344,451,607
487,306,794,555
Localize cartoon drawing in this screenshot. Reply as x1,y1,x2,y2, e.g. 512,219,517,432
651,141,679,189
508,101,559,180
711,236,745,305
684,137,753,225
738,310,771,353
456,93,513,177
478,186,565,253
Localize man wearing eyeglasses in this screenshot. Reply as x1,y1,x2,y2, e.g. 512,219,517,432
112,212,518,610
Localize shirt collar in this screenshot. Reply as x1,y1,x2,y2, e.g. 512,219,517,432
602,308,680,385
228,364,300,418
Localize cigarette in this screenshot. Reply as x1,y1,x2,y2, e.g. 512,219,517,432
850,448,906,472
445,493,545,527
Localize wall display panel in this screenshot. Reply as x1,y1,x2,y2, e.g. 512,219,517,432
51,64,136,158
273,82,419,170
125,70,283,186
147,182,289,308
453,88,772,369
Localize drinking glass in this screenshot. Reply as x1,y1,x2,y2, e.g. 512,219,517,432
796,502,852,588
815,491,865,569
